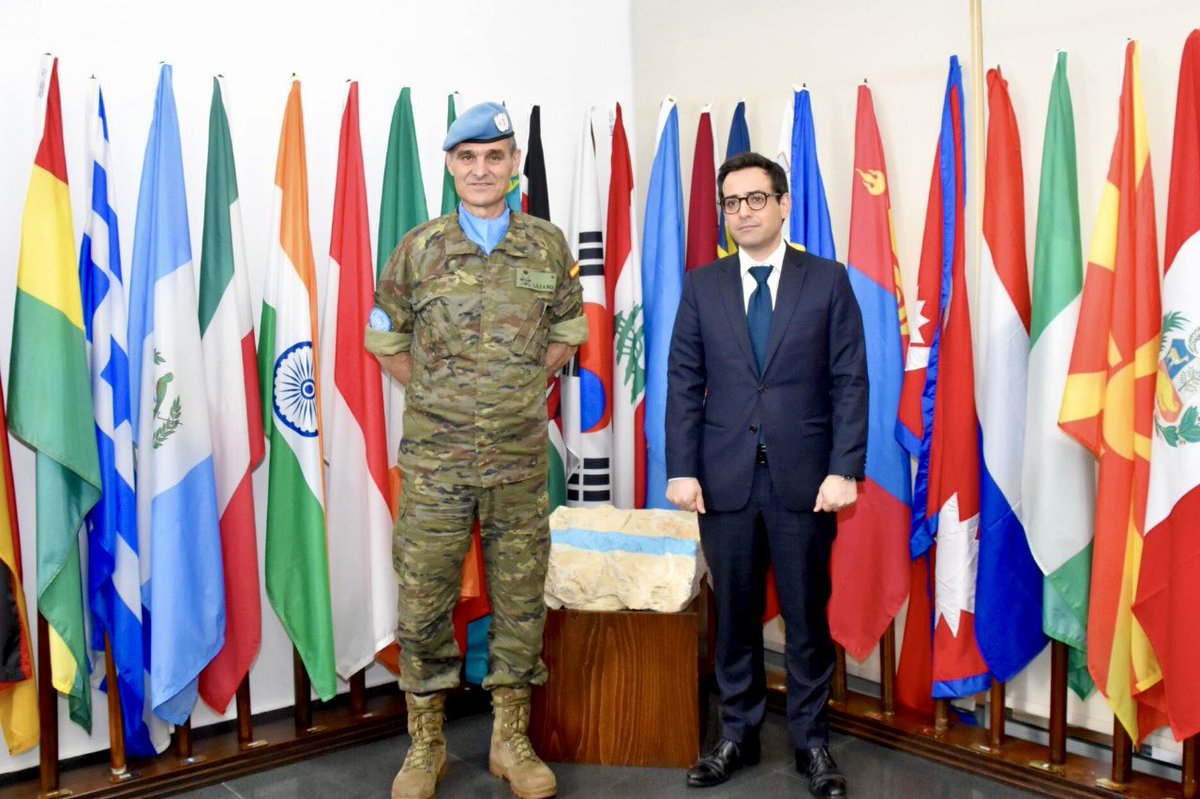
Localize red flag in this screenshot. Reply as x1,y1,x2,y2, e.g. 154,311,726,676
686,108,718,271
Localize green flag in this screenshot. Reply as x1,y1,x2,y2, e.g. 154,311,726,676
1021,51,1095,699
378,87,428,277
440,93,459,215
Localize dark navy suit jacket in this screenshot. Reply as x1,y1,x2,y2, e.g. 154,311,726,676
666,246,868,512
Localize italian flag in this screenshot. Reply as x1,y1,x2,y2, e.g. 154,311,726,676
319,82,396,679
258,79,336,701
197,76,265,713
8,56,100,732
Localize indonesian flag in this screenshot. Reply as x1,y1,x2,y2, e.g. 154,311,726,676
606,103,646,509
1058,40,1166,744
319,82,395,680
1137,28,1200,742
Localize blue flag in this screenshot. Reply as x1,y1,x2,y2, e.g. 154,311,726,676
719,101,752,256
127,65,226,724
642,98,685,509
80,80,168,756
789,88,836,259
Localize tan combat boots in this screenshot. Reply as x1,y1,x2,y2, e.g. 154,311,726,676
391,692,447,799
489,686,557,798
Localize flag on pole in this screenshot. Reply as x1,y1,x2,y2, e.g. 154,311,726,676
1139,28,1200,742
197,76,265,715
563,109,613,507
896,56,992,701
440,93,460,216
259,79,337,701
9,56,101,733
1022,52,1095,700
127,64,226,725
79,78,165,754
789,88,836,259
607,104,647,509
642,97,685,510
1059,40,1166,743
975,68,1047,682
320,82,395,680
0,374,37,755
685,106,718,271
829,83,912,663
719,101,751,257
774,91,794,178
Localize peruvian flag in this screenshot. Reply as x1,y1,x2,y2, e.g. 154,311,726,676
319,82,395,679
1138,28,1200,742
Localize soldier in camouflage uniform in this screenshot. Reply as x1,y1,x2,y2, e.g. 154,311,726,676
366,101,587,799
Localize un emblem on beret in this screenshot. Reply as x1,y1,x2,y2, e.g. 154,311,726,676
369,306,392,332
494,112,510,132
273,341,318,437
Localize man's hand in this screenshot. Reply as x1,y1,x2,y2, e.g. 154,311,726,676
545,343,576,375
377,352,412,386
814,475,858,513
666,478,706,515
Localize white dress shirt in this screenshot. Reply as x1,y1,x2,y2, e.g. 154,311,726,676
738,237,786,314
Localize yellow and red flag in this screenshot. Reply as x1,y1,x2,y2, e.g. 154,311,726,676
1058,40,1166,743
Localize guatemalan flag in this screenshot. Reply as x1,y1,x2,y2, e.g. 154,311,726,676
127,65,226,725
79,79,167,754
974,69,1047,682
896,56,992,703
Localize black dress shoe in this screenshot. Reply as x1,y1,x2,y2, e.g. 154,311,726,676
794,747,846,797
686,735,761,787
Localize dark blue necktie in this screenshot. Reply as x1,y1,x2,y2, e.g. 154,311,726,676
747,265,773,375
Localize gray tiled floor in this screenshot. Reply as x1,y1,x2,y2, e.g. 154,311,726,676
174,708,1046,798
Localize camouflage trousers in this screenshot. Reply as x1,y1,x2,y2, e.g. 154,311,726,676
393,470,551,694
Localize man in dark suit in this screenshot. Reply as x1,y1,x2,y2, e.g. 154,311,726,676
666,152,867,797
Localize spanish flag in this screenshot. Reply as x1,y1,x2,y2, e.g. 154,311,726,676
7,56,101,734
1058,40,1166,743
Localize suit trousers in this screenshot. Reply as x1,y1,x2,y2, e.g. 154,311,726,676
699,462,836,750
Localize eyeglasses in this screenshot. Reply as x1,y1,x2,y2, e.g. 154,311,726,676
720,191,781,214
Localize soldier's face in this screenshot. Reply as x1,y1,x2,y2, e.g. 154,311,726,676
446,141,521,218
720,167,790,256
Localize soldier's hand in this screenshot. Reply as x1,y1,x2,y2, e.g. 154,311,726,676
666,478,706,515
378,352,412,386
544,343,576,375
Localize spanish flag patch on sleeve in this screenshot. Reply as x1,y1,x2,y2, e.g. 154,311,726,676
569,261,581,280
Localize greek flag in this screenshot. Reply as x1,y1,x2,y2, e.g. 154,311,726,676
79,80,167,754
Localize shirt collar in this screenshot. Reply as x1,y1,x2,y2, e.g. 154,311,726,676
457,202,512,255
737,237,787,275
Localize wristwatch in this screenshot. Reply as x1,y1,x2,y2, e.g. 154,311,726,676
838,475,857,481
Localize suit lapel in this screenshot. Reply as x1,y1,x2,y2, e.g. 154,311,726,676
716,258,757,370
762,247,809,373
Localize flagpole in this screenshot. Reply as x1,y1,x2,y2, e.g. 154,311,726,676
987,680,1005,748
1046,641,1068,767
349,670,367,716
969,0,986,289
1183,736,1197,799
293,648,313,733
1106,720,1133,787
37,613,65,797
235,675,266,749
103,635,133,781
831,647,847,702
879,625,896,716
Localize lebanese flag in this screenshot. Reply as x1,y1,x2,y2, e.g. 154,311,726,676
829,84,912,663
319,82,396,679
1137,28,1200,742
1059,41,1167,744
606,103,646,509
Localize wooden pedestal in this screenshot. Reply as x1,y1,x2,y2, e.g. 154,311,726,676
529,603,701,768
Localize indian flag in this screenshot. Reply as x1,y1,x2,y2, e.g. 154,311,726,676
259,79,337,701
8,55,101,732
319,81,395,679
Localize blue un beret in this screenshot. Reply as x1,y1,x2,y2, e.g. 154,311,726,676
442,101,516,151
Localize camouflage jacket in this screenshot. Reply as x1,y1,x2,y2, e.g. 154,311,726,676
366,211,588,487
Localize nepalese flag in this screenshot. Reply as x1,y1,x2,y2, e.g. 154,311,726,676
127,64,227,725
896,56,992,701
1061,38,1169,742
642,97,685,510
565,109,614,507
197,76,265,716
607,103,647,509
685,106,718,271
440,93,460,216
319,81,395,680
719,100,751,257
258,79,337,701
828,83,912,664
1139,28,1200,742
79,78,166,755
974,68,1047,682
8,56,101,733
1022,52,1096,701
1059,40,1166,744
789,88,836,259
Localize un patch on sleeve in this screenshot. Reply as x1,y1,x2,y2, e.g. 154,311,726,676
369,306,393,332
